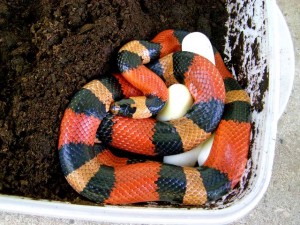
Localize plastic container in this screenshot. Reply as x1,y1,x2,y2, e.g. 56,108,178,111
0,0,294,224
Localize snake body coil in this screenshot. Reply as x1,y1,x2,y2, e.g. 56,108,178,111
58,30,251,205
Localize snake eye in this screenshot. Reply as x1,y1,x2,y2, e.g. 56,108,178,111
110,103,121,114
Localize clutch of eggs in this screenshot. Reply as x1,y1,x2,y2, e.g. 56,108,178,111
156,32,215,167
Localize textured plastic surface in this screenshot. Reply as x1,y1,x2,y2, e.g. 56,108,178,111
0,0,295,224
276,5,295,119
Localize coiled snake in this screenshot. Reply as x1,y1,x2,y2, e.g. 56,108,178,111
58,30,251,205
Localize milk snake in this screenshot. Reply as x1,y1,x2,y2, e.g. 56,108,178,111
58,30,251,205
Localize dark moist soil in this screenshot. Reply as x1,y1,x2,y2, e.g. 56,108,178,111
0,0,228,203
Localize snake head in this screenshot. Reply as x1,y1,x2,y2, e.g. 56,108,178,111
110,99,136,117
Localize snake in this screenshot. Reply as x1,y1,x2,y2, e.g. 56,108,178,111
58,30,251,205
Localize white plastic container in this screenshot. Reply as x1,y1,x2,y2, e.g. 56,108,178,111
0,0,294,224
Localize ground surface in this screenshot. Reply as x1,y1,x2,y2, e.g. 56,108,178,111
0,0,299,224
233,0,300,223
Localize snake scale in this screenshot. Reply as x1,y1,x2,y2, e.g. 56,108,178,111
58,30,251,205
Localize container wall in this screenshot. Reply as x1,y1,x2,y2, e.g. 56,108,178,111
208,0,270,209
